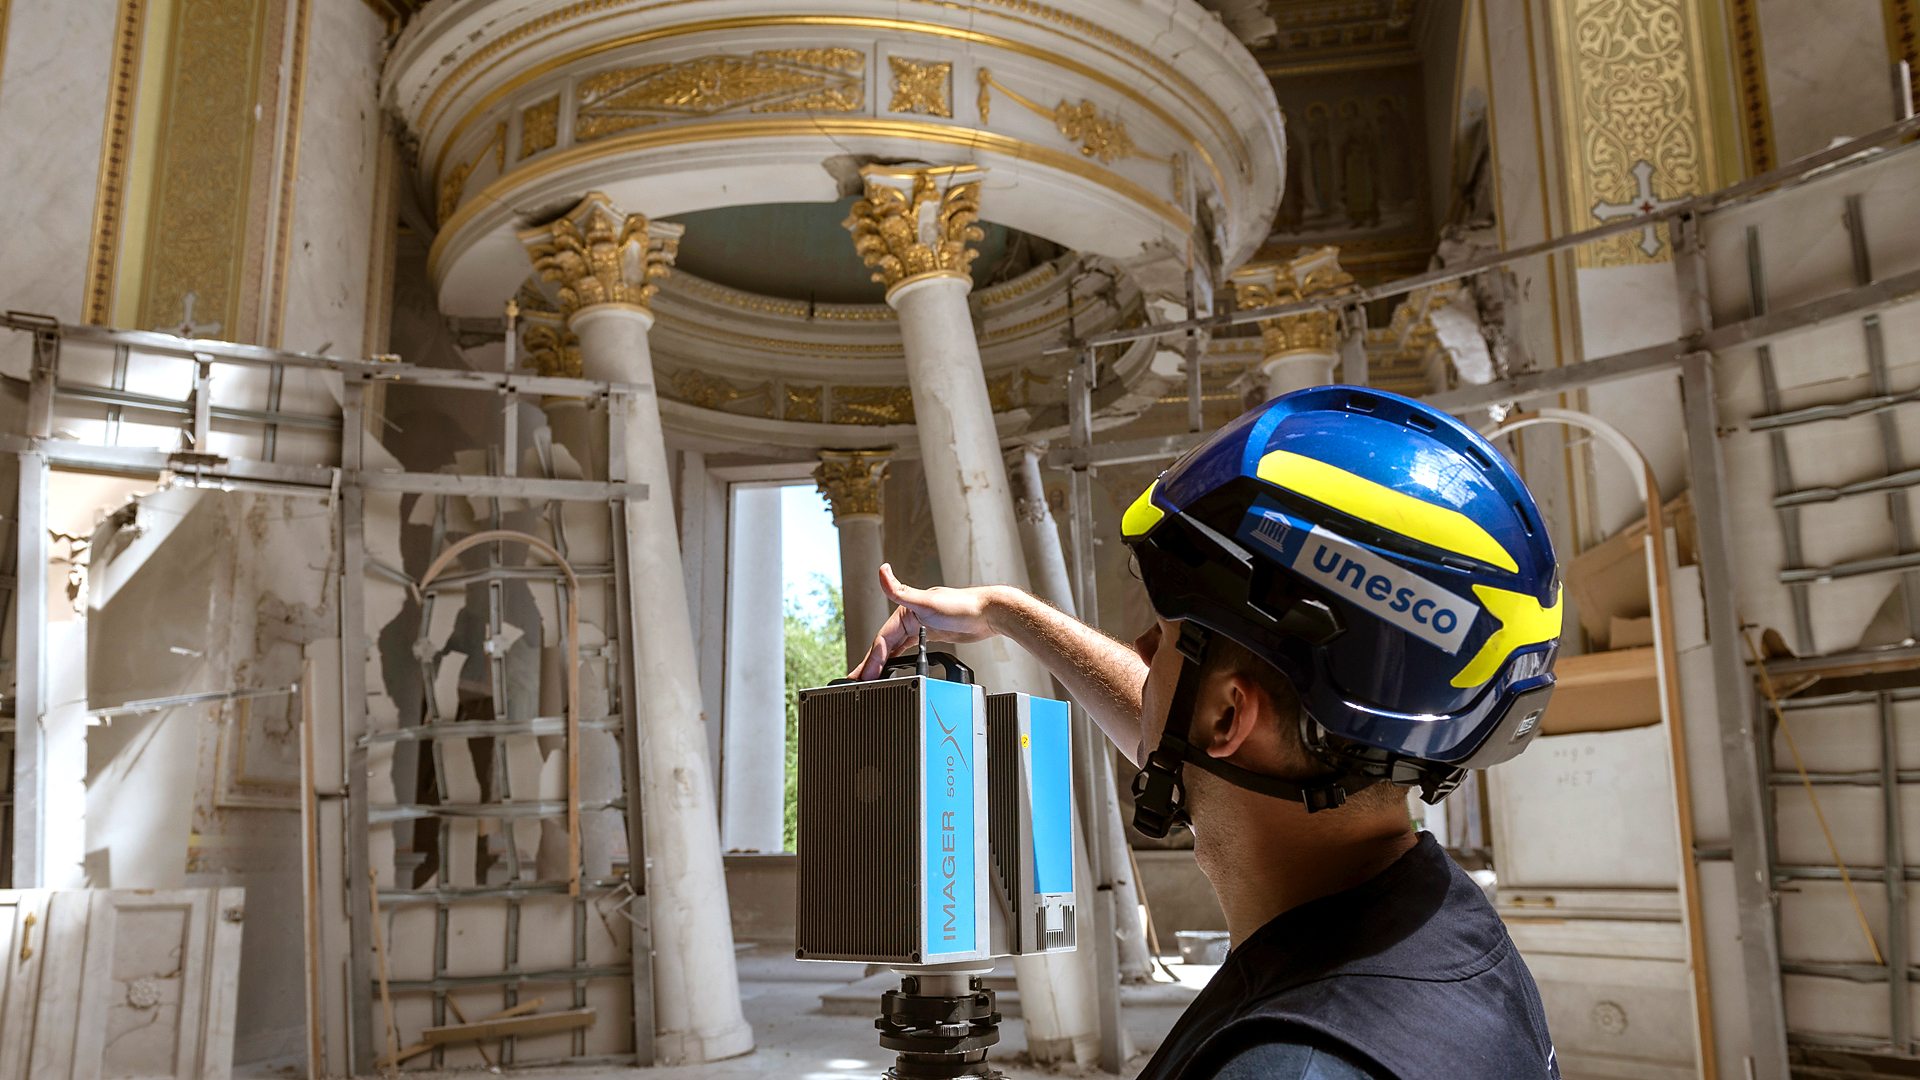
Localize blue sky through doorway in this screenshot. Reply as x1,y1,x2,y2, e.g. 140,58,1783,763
780,484,841,624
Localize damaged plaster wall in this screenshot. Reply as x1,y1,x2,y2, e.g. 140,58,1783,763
87,486,338,1062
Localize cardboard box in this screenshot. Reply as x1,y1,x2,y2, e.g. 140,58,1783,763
1539,646,1662,735
1564,493,1695,649
1609,616,1655,650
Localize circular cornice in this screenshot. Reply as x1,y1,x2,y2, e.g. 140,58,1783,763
385,0,1284,313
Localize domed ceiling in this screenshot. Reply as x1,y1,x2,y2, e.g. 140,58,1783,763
663,198,1027,305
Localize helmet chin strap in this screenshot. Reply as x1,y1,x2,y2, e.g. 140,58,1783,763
1129,623,1378,840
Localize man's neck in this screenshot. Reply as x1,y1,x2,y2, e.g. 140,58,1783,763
1195,795,1419,947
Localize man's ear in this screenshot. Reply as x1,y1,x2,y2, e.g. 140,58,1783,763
1192,672,1265,760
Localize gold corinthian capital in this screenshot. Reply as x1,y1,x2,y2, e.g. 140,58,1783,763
843,164,986,298
519,192,683,322
813,449,892,521
1229,246,1355,359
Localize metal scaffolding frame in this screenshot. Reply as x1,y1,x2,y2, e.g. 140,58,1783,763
2,312,657,1074
1054,114,1920,1080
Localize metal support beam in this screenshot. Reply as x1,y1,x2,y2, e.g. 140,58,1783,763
11,452,44,887
340,381,376,1075
1427,261,1920,415
1046,113,1920,356
1065,347,1125,1074
606,389,655,1065
1681,350,1790,1080
1883,691,1912,1052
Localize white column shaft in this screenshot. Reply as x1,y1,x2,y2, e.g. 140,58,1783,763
722,485,787,852
1262,350,1338,398
570,305,752,1064
834,514,888,672
890,275,1102,1065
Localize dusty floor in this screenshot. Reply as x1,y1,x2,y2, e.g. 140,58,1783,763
280,944,1213,1080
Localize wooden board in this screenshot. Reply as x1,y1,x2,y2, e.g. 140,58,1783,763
420,1006,596,1046
1540,646,1662,735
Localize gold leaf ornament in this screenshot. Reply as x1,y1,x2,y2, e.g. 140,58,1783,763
843,168,986,290
521,195,681,318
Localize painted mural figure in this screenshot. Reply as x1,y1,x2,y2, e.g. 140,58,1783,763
1304,103,1336,218
1339,100,1380,228
1375,96,1415,207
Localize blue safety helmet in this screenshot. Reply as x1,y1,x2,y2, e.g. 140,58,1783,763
1121,386,1560,833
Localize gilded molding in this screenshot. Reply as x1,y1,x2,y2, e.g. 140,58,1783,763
429,118,1190,281
887,56,952,117
813,449,891,519
137,0,274,335
832,384,916,425
668,367,772,415
520,96,560,158
410,4,1246,190
977,69,1161,164
1887,0,1919,113
265,0,312,347
418,13,1230,212
785,384,823,421
520,192,682,319
83,0,148,324
572,48,864,142
1726,0,1774,173
439,122,505,224
844,165,986,292
1550,0,1719,267
1229,246,1354,359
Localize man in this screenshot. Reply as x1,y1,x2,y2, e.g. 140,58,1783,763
851,387,1563,1079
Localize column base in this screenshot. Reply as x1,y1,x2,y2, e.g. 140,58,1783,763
1260,349,1339,398
655,1018,756,1065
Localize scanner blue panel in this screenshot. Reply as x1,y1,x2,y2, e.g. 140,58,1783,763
923,678,977,957
1028,696,1074,896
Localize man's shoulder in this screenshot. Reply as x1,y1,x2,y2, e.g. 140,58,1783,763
1206,1030,1390,1080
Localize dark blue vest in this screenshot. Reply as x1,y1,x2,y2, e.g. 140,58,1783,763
1136,833,1559,1080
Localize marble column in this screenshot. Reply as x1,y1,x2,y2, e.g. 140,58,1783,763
845,165,1106,1066
1009,445,1154,983
721,485,786,852
1230,246,1354,399
521,194,752,1065
814,449,891,672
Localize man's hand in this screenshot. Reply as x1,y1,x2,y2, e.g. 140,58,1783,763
849,564,1005,679
846,564,1150,765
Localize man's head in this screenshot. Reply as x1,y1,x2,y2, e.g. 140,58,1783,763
1118,387,1562,834
1133,616,1409,840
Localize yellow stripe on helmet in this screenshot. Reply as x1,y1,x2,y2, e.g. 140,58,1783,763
1452,584,1562,689
1122,480,1166,538
1255,450,1519,573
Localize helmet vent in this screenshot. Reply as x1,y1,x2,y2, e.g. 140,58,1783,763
1404,412,1437,433
1463,445,1494,469
1343,394,1376,413
1515,502,1536,536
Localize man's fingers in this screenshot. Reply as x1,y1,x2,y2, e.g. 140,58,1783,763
877,563,916,607
849,602,919,680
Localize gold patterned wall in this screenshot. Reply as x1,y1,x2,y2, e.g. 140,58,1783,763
1889,0,1920,113
1548,0,1723,268
132,0,276,336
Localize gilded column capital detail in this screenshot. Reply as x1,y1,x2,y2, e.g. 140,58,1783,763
843,165,986,297
522,321,583,379
1229,246,1354,361
814,449,892,521
519,191,683,321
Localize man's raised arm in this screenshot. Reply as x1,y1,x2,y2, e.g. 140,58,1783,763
849,564,1149,765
